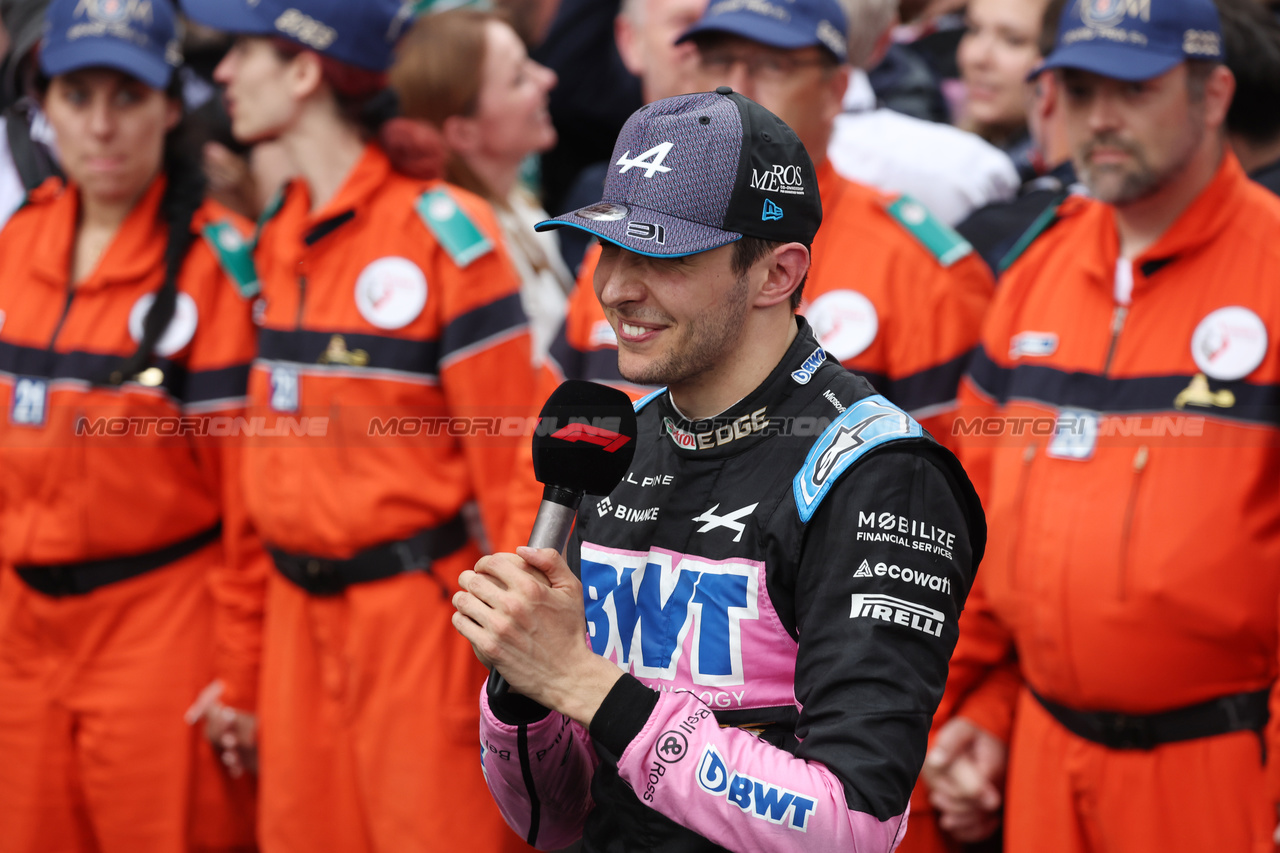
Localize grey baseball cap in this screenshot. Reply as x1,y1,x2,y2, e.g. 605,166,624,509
536,87,823,257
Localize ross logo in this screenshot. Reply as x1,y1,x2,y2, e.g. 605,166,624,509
750,164,805,196
354,257,428,330
692,503,759,543
656,731,689,763
626,222,667,244
762,199,784,222
10,377,48,427
814,414,899,487
275,9,337,50
790,347,826,385
129,292,198,358
550,422,632,452
577,203,631,222
596,496,615,517
696,746,817,831
617,142,675,178
806,290,878,362
1010,331,1058,359
850,593,945,638
581,545,760,687
1079,0,1149,28
663,408,769,451
1190,306,1267,381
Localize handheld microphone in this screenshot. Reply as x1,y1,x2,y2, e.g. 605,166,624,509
486,380,639,700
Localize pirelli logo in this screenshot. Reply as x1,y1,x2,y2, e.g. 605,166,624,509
850,594,944,638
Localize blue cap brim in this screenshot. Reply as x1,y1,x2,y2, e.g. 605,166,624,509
1037,43,1183,82
676,13,829,54
179,0,274,36
536,203,742,259
40,39,173,90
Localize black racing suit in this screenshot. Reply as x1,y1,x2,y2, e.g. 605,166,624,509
480,318,986,852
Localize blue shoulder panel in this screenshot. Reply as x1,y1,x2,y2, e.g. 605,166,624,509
793,394,922,523
634,387,667,412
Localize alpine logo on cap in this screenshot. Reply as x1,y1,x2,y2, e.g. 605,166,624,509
617,143,674,178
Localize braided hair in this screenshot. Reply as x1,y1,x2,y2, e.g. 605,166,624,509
110,83,207,385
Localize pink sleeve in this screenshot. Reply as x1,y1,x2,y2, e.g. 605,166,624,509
478,686,599,850
616,690,910,853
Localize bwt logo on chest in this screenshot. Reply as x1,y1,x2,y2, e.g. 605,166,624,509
580,545,760,688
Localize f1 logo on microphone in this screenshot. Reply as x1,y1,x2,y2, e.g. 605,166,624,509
550,422,633,453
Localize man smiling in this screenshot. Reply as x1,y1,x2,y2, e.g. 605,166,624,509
453,89,986,852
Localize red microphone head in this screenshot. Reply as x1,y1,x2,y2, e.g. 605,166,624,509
533,380,638,497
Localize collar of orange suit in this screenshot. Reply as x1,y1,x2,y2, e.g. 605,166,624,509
1063,150,1252,294
276,142,394,246
26,177,168,291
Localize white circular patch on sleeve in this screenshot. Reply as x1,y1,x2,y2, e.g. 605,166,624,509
807,289,879,362
1191,306,1267,381
128,292,199,357
354,257,429,330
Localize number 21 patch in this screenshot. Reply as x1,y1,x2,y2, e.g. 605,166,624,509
10,377,48,427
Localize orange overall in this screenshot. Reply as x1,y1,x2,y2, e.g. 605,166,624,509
0,177,263,852
245,144,536,853
951,153,1280,853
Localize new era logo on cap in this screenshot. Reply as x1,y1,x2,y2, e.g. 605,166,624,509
537,87,822,258
1041,0,1223,82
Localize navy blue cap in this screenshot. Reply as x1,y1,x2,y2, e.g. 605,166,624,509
1039,0,1224,82
676,0,848,63
536,88,822,258
180,0,416,72
40,0,182,90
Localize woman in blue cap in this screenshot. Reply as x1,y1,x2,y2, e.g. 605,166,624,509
177,1,536,851
0,0,265,850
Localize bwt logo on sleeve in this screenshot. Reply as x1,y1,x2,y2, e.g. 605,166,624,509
696,746,817,831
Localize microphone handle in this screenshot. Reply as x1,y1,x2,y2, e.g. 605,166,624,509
486,489,583,700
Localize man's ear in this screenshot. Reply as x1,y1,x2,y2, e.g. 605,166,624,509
1202,64,1236,132
754,243,811,309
